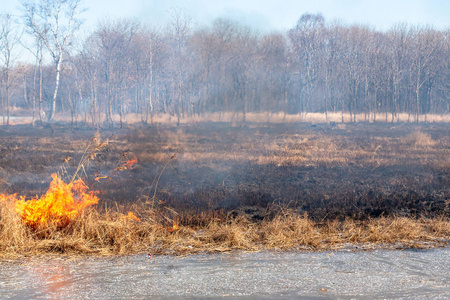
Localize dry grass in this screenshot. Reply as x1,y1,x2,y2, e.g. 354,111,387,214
404,130,436,148
0,195,33,257
130,123,447,172
51,111,450,125
1,200,448,258
1,122,449,222
1,121,449,258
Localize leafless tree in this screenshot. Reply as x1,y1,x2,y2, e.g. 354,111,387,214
21,0,84,121
0,7,447,126
0,13,22,126
288,13,325,115
22,34,46,124
168,8,192,125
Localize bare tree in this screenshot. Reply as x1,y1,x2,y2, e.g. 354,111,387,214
0,10,446,126
131,27,163,124
21,0,84,121
288,13,326,116
75,35,100,126
90,18,138,127
169,8,192,125
0,13,22,126
22,34,46,124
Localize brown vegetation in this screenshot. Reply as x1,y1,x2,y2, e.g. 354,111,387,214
0,121,449,257
1,197,449,259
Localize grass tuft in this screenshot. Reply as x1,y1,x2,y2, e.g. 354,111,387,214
1,200,448,258
405,131,436,148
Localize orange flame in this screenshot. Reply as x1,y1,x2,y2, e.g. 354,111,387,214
94,157,137,182
168,219,179,232
116,157,137,171
122,211,140,222
0,194,7,202
13,174,98,228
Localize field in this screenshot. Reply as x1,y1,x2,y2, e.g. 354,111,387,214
0,118,449,257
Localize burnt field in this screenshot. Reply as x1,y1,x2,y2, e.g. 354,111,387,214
1,121,449,221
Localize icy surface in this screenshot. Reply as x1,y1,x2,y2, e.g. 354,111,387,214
1,248,449,299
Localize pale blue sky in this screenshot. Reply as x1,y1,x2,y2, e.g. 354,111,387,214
4,0,450,32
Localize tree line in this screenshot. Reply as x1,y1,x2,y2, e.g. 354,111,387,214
1,0,449,127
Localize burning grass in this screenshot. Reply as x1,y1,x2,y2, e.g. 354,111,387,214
14,174,98,229
0,174,448,258
0,121,449,258
1,196,449,258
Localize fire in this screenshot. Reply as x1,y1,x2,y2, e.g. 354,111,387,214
116,157,137,171
94,157,138,182
168,219,179,232
13,174,98,228
123,211,140,222
0,194,7,202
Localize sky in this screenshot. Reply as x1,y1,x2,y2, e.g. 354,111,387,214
3,0,450,34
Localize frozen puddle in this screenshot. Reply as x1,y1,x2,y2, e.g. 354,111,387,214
1,248,449,299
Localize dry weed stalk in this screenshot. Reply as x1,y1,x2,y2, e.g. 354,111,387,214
71,134,108,183
56,133,109,184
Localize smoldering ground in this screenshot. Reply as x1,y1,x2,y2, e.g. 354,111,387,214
1,121,449,219
0,120,449,256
